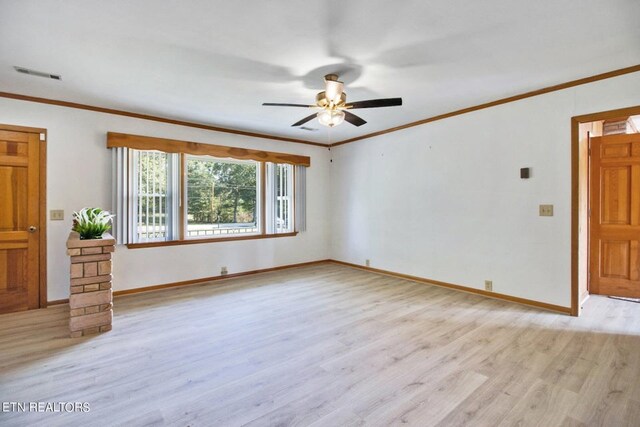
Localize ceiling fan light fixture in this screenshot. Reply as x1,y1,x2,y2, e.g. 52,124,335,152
262,73,401,128
325,80,344,104
317,109,345,127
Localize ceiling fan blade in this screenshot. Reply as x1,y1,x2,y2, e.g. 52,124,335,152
263,103,314,108
345,98,402,109
291,113,318,127
343,110,367,127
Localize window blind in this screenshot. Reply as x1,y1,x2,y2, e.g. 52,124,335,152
265,163,277,234
111,147,133,244
294,165,306,232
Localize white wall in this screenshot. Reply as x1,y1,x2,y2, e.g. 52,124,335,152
330,72,640,308
0,98,331,301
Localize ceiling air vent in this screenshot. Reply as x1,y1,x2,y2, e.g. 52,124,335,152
14,66,62,81
299,126,318,132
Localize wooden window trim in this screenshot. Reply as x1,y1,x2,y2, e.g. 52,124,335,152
126,231,298,249
107,132,311,167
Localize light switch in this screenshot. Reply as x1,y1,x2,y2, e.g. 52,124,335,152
539,205,553,216
50,210,64,221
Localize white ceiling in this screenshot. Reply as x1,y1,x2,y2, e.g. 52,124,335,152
1,0,639,144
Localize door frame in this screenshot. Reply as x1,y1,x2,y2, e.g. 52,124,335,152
571,106,640,316
0,123,47,309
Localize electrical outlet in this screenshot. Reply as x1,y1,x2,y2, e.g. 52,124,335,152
485,280,493,292
221,266,228,275
539,204,554,216
50,210,64,221
365,259,370,267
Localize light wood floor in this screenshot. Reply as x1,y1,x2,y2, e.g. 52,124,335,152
1,263,639,426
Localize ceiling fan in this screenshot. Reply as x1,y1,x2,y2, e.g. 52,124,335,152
263,74,402,128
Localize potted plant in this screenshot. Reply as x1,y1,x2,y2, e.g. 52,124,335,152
72,207,115,240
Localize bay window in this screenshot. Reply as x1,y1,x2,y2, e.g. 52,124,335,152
110,132,309,248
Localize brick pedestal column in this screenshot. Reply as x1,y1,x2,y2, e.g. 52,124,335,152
66,232,115,338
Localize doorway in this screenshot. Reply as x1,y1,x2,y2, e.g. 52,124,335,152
0,124,47,314
573,109,640,315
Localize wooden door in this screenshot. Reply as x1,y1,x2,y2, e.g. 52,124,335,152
589,133,640,297
0,127,41,313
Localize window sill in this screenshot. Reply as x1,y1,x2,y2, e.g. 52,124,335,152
126,232,298,249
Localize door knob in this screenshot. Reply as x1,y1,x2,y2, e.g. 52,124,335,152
28,226,37,233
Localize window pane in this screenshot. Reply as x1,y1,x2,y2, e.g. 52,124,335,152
187,157,258,237
136,151,169,241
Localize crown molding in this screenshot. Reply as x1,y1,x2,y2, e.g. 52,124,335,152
330,63,640,147
3,63,638,150
0,91,328,148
